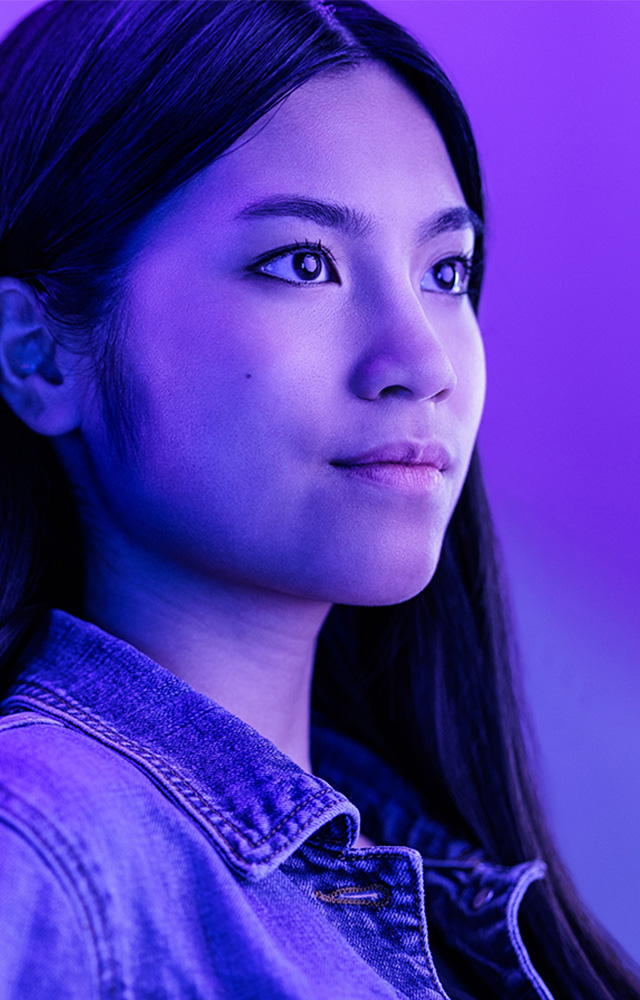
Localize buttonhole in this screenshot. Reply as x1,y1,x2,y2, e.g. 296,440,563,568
315,883,391,907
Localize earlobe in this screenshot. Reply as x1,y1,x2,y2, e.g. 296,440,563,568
0,279,82,436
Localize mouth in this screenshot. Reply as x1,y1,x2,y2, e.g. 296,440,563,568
332,462,444,492
331,440,451,469
330,441,451,494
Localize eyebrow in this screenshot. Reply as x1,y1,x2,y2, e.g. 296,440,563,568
236,196,483,243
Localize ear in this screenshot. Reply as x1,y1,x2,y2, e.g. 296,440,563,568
0,278,84,436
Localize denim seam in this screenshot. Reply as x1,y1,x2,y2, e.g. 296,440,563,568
402,852,449,999
5,686,343,864
506,862,554,1000
0,784,124,1000
0,711,66,731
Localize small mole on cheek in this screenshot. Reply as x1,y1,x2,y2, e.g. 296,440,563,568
245,373,252,379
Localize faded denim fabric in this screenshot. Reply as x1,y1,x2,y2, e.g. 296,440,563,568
0,610,555,1000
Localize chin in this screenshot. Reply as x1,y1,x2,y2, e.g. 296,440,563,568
325,548,442,608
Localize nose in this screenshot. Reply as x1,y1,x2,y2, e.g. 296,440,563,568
349,288,457,404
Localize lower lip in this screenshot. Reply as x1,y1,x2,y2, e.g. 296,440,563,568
333,462,444,493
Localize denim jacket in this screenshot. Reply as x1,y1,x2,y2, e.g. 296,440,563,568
0,610,555,1000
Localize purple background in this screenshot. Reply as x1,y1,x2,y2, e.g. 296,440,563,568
1,0,639,963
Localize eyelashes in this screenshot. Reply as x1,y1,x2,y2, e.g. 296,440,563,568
247,240,340,286
421,252,475,296
248,240,477,296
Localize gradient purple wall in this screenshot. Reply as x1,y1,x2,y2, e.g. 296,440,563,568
2,0,639,963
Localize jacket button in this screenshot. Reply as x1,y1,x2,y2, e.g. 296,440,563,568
471,887,494,909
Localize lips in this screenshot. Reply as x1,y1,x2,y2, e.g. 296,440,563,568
330,440,451,470
329,441,452,494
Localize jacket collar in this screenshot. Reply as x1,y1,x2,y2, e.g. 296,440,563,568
312,720,480,863
4,609,512,883
2,609,360,882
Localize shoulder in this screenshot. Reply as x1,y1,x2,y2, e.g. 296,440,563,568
0,707,226,892
0,709,180,855
0,708,144,890
0,709,180,904
0,710,145,821
0,713,120,997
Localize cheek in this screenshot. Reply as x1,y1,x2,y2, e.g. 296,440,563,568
447,316,486,440
467,332,487,417
114,289,334,499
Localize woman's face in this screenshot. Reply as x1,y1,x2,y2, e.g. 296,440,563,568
79,64,486,606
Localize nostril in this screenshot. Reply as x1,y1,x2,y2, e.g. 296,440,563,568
378,384,412,399
349,340,457,403
432,383,455,403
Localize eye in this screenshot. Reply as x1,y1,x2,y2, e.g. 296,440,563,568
420,254,473,296
250,242,340,286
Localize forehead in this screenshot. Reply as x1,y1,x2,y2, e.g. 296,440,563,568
228,63,460,196
139,64,466,245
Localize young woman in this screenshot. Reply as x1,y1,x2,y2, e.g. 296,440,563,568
0,2,637,998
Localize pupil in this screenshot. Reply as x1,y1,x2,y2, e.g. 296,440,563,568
437,263,456,289
294,252,321,279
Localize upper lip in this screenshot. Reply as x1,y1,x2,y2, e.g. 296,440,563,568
331,441,452,470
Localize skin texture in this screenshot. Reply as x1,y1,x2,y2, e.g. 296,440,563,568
0,65,486,786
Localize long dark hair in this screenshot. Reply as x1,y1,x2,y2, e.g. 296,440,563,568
0,2,637,997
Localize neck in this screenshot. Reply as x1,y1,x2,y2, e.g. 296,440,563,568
82,536,331,774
